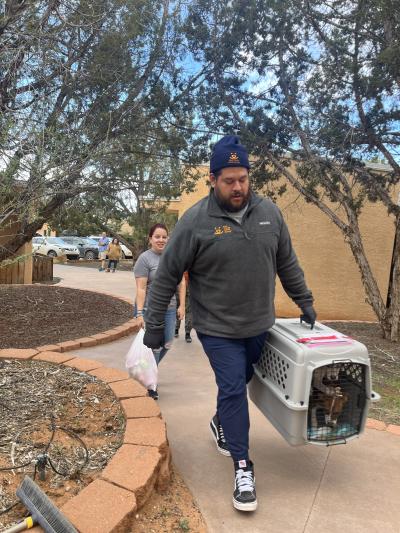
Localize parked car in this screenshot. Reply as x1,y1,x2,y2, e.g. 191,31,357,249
60,236,99,260
32,237,80,260
88,235,133,259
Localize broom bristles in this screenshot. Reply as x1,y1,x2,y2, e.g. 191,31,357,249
16,476,78,533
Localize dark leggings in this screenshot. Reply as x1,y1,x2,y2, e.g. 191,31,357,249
108,260,118,270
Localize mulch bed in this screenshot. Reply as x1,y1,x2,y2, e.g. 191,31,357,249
324,321,400,425
0,285,132,349
0,359,124,530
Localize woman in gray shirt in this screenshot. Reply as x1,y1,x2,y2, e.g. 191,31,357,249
134,223,185,399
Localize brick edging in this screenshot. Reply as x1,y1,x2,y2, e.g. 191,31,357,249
365,418,400,436
0,350,171,533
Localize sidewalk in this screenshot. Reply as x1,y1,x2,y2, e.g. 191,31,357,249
55,264,400,533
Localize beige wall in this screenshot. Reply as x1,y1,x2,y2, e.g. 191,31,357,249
165,166,395,321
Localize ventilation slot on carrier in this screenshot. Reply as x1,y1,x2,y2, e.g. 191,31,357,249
257,346,291,392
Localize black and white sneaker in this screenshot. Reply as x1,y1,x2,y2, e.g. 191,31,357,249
233,459,257,512
147,388,159,400
210,415,231,457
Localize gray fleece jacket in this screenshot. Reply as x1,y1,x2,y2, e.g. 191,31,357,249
145,190,313,338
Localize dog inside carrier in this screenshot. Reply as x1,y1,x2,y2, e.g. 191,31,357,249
248,319,380,447
307,361,367,443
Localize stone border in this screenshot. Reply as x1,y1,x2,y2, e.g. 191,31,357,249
365,418,400,436
0,349,171,533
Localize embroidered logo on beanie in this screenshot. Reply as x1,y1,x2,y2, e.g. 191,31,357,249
228,152,240,164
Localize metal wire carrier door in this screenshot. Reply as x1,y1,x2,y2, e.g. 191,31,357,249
307,361,367,443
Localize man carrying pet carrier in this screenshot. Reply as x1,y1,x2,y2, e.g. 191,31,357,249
143,135,316,512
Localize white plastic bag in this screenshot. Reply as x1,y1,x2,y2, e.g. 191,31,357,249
125,328,158,390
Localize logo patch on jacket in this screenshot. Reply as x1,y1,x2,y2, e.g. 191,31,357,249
214,225,232,236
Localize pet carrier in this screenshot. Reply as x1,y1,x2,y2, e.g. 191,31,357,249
248,319,380,446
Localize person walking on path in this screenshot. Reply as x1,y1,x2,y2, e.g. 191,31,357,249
134,223,186,400
106,238,122,272
142,135,316,512
98,232,109,271
175,272,193,342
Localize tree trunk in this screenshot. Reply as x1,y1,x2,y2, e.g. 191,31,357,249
0,218,50,263
383,215,400,341
0,193,72,263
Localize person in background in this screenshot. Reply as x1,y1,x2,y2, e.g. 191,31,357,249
174,271,193,342
142,135,316,512
98,232,109,271
106,238,122,272
134,223,185,400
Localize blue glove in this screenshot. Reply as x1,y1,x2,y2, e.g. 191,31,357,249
143,328,164,350
300,305,317,329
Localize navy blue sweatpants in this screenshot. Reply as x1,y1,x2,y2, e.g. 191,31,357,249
197,331,268,461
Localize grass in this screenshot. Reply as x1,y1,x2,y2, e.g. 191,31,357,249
369,374,400,425
178,518,190,532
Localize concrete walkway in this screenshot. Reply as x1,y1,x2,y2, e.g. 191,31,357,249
55,264,400,533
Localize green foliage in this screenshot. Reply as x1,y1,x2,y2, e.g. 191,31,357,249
0,0,205,261
178,518,190,532
49,202,104,238
0,254,32,269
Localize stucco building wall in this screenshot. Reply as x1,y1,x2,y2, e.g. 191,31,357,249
166,166,395,322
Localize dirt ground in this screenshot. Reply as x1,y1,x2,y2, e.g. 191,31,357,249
0,359,125,530
324,321,400,425
0,285,132,349
130,467,207,533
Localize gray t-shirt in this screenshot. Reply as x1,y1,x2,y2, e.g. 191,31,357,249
134,248,176,309
224,203,248,225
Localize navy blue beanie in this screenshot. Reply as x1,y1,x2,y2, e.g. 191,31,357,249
210,135,250,174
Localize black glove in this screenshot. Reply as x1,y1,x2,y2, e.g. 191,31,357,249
300,305,317,329
143,328,164,349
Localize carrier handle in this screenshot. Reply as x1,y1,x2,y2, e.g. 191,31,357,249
300,315,314,329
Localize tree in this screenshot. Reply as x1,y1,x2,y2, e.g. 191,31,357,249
0,0,205,262
185,0,400,340
49,120,192,255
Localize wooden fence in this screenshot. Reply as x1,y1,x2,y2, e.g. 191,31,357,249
0,257,27,284
0,255,53,284
32,255,53,283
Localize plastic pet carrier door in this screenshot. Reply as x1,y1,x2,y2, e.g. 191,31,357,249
248,319,379,446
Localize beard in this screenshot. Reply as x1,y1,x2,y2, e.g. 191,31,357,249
214,187,251,212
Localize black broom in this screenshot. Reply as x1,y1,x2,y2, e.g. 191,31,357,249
3,476,78,533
